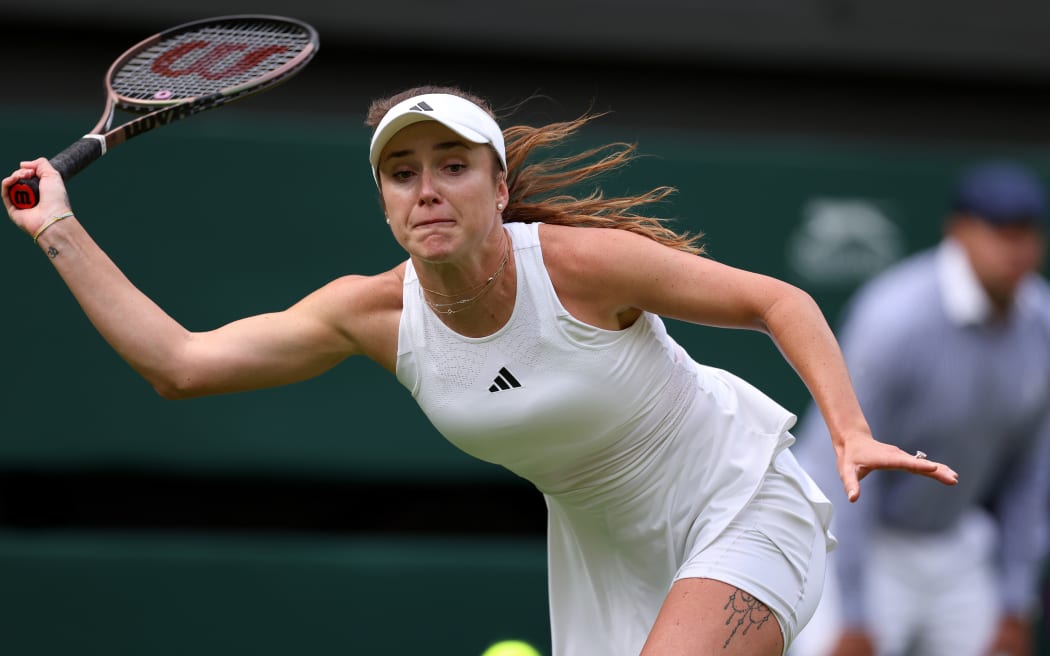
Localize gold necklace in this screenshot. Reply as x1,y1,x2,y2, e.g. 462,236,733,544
420,237,511,315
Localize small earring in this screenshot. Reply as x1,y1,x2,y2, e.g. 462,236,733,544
497,203,504,211
385,217,390,224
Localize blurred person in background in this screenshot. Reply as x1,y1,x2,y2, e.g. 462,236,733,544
790,160,1050,656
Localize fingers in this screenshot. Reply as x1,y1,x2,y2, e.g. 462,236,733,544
3,160,43,196
19,157,50,172
5,158,74,237
3,165,29,186
7,158,47,183
907,460,958,484
5,158,53,185
840,445,960,503
897,449,959,484
6,158,72,218
847,487,860,503
1,168,27,214
842,472,860,503
924,460,960,486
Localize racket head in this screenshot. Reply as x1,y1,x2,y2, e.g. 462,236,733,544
105,15,319,114
5,15,318,211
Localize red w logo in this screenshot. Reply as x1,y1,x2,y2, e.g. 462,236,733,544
152,41,289,80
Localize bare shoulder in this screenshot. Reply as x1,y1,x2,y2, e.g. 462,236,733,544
314,262,406,314
537,223,654,277
536,223,690,286
536,224,657,328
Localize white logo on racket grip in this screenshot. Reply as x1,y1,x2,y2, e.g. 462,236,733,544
151,41,290,80
82,134,108,156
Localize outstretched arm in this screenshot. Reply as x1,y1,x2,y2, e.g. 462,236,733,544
3,158,399,399
550,225,959,500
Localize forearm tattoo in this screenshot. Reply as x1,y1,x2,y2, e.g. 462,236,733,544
722,588,773,649
46,246,59,259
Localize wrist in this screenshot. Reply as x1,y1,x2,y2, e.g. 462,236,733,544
33,211,74,244
830,425,875,452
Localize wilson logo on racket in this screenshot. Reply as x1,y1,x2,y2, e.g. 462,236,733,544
7,15,318,211
152,42,291,80
10,187,35,209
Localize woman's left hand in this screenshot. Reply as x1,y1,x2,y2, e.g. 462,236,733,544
835,431,959,502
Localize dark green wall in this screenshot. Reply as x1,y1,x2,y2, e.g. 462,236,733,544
0,531,550,655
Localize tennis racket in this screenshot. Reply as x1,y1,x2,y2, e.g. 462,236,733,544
7,14,319,210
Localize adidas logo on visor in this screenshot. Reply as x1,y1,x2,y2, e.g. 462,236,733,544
409,101,434,112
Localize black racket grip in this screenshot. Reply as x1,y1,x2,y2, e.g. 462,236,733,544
8,137,104,209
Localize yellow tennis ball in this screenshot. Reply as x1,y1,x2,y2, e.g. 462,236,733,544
480,639,542,656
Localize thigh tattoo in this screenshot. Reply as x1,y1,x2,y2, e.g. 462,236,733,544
722,587,773,649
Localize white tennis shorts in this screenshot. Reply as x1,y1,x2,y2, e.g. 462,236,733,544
675,448,832,654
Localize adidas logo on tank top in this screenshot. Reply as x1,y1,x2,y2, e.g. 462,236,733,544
488,367,522,393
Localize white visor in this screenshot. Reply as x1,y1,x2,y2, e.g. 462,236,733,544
368,93,507,185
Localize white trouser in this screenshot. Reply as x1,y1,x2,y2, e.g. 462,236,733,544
790,510,1000,656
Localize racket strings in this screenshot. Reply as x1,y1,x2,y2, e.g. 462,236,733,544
110,19,313,104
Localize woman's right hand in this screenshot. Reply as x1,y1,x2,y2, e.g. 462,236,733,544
2,158,74,239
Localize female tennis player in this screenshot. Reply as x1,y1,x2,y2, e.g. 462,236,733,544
3,85,958,656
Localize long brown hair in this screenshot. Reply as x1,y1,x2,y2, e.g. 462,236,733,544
365,85,703,255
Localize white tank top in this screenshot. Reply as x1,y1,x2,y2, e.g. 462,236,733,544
396,221,830,654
